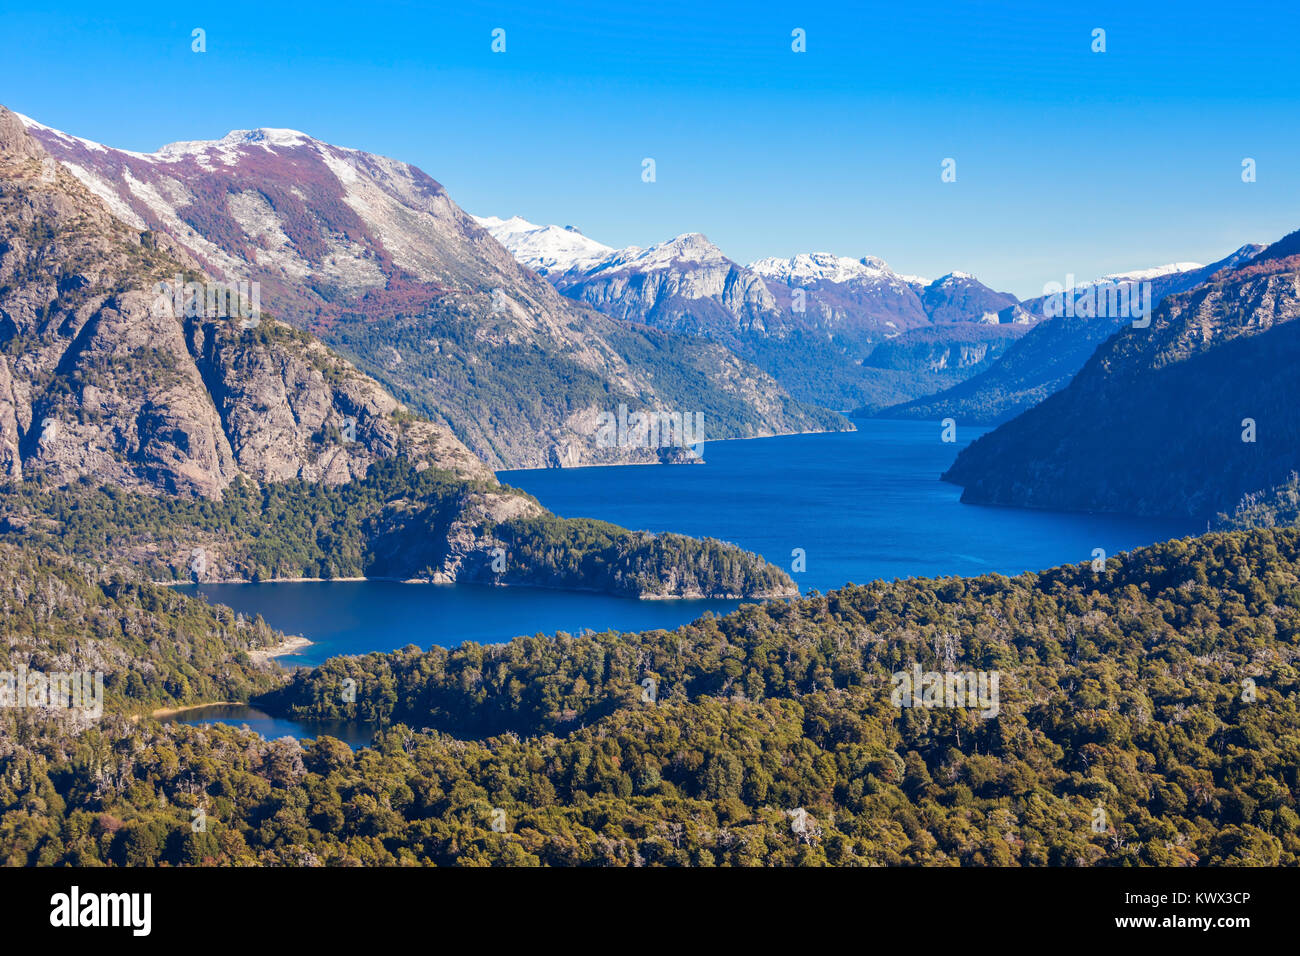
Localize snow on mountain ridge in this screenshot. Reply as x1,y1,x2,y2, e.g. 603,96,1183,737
1094,262,1205,283
475,214,939,295
749,252,916,287
15,113,327,167
15,112,130,157
473,214,618,275
155,128,318,165
587,232,730,275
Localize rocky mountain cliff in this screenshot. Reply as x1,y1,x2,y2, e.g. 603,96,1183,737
18,110,840,468
559,233,783,338
0,107,488,496
942,238,1300,519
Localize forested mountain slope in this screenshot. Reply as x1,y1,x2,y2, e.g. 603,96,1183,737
0,108,793,599
943,245,1300,519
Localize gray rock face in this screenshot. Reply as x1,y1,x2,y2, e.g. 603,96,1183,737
0,107,490,497
562,234,781,336
363,487,545,585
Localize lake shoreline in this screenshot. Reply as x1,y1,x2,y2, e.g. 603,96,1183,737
496,423,858,477
248,634,314,665
148,701,241,719
134,423,1197,744
162,576,782,600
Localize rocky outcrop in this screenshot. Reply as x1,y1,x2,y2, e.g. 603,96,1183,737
0,107,490,496
364,486,545,583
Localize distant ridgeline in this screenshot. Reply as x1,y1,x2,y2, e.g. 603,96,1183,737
875,244,1264,427
3,527,1299,864
943,237,1300,522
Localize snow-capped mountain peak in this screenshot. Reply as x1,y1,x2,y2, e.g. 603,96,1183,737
586,232,729,275
1060,262,1208,294
154,128,318,165
1094,262,1204,284
473,217,733,279
749,252,903,286
638,232,728,266
473,214,617,276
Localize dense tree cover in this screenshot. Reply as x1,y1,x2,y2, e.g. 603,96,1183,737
741,332,958,412
871,312,1123,425
0,543,282,713
738,328,1018,415
252,528,1300,865
0,461,793,598
5,528,1295,865
490,515,795,598
1217,472,1300,531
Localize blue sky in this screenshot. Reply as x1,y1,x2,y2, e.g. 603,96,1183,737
4,0,1297,296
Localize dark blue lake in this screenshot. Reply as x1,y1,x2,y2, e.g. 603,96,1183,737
160,704,378,749
179,580,739,669
502,420,1197,593
173,419,1196,741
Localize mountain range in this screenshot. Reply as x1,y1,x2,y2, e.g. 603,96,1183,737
17,112,842,469
11,101,1291,534
877,246,1265,425
477,214,1032,410
0,105,794,598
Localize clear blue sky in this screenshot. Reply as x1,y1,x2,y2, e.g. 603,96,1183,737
4,0,1297,296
